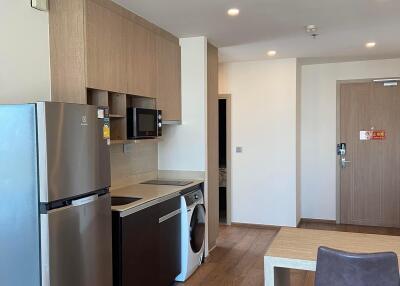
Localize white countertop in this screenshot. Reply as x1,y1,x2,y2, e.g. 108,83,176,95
110,180,204,216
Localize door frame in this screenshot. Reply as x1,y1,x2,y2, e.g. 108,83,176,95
219,94,232,225
335,77,399,224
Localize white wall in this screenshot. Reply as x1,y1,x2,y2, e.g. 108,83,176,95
158,36,210,254
301,58,400,220
158,37,208,172
296,62,302,224
219,58,299,227
0,2,50,103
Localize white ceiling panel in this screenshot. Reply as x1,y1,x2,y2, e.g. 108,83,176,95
112,0,400,62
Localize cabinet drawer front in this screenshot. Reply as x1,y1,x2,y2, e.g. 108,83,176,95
159,209,181,223
158,196,180,218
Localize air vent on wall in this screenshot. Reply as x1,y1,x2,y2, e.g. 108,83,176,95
373,78,400,87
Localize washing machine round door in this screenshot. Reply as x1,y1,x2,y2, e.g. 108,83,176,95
189,204,206,253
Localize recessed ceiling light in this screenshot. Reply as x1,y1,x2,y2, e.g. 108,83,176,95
267,50,277,57
305,25,318,34
305,24,319,39
227,8,240,16
366,42,376,48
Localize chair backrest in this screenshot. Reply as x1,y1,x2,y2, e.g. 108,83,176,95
315,246,400,286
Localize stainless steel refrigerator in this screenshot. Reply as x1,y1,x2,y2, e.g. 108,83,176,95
0,102,112,286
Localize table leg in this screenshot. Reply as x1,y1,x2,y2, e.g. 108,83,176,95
274,267,291,286
265,258,291,286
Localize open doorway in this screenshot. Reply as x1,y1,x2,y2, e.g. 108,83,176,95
218,94,231,225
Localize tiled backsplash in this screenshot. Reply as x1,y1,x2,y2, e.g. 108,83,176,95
110,141,158,188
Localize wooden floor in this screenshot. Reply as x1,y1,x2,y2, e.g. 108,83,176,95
175,221,400,286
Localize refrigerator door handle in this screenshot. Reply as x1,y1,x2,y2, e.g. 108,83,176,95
71,194,99,207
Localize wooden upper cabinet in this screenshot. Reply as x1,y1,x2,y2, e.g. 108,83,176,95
49,0,87,104
127,22,156,98
156,35,181,122
86,0,127,94
49,0,181,111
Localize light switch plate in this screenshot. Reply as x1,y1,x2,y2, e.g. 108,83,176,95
236,146,243,153
31,0,48,11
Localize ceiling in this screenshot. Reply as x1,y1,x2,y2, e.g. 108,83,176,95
112,0,400,63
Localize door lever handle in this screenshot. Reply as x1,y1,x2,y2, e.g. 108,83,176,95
340,157,351,168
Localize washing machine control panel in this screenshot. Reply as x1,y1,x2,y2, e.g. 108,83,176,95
184,189,203,206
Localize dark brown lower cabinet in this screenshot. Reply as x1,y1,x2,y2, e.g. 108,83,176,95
112,196,181,286
159,197,181,286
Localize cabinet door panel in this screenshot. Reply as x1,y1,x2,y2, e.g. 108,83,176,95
159,213,181,285
127,22,156,98
159,197,181,285
86,0,127,93
49,0,86,104
121,205,159,286
115,197,181,286
156,36,181,121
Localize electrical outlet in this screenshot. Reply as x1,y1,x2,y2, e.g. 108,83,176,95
31,0,48,11
122,143,134,154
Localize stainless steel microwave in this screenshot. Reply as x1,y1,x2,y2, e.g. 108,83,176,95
127,107,162,139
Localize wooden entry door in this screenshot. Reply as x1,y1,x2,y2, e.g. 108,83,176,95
340,81,400,227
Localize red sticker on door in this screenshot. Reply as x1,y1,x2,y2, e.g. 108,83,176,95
360,130,386,140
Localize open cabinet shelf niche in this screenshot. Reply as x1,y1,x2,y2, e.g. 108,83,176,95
87,89,156,144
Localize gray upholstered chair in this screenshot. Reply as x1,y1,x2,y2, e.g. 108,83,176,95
315,246,400,286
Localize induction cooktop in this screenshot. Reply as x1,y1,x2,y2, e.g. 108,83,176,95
141,179,193,186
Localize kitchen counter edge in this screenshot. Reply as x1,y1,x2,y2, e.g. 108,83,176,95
111,180,204,217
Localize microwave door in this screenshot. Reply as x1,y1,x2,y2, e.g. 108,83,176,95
134,108,158,138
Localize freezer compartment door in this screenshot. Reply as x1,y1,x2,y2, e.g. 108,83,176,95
37,102,110,202
41,194,112,286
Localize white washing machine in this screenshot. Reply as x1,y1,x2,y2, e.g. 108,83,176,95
175,188,206,282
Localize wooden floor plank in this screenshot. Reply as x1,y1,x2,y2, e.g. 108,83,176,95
175,222,400,286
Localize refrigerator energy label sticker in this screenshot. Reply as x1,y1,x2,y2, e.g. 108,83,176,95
103,125,110,139
103,117,110,140
360,130,386,141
